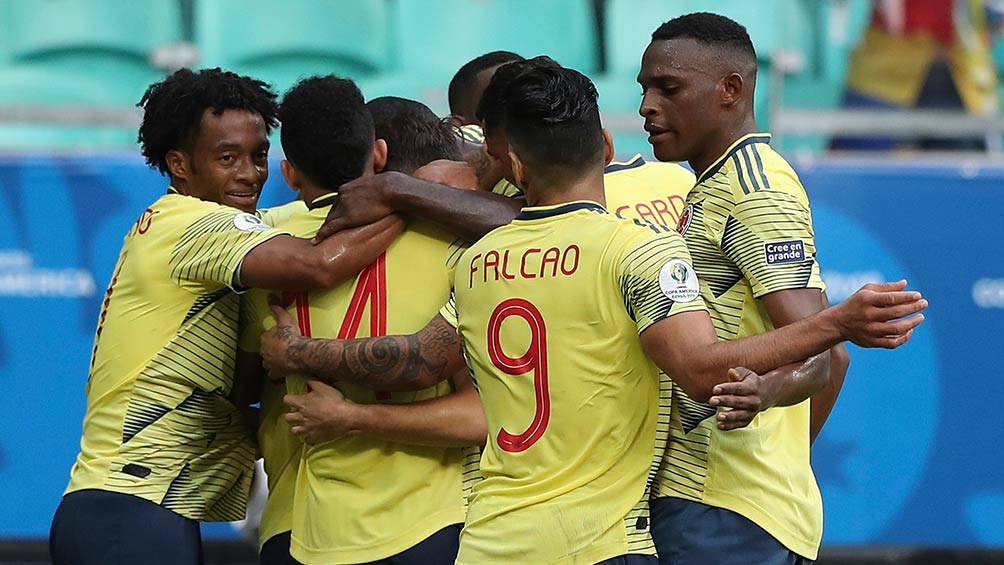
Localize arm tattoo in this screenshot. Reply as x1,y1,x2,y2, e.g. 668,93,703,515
294,317,461,391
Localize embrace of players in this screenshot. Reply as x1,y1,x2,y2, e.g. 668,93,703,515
50,11,928,565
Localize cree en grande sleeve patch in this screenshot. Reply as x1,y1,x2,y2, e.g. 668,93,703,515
763,239,807,265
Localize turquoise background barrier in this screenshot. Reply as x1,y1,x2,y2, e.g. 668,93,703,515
0,153,1000,545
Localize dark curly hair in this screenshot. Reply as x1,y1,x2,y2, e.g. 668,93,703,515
279,75,374,191
367,96,462,175
651,12,757,65
137,67,279,176
448,51,524,122
476,55,561,132
503,65,603,180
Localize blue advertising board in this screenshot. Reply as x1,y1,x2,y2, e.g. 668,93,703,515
0,153,1000,546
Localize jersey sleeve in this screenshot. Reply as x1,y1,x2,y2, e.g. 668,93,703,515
439,239,468,329
718,187,825,298
618,230,708,334
170,209,289,292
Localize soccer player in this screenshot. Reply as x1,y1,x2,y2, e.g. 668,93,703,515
239,76,475,565
636,12,855,563
367,96,463,171
447,50,524,126
48,68,400,565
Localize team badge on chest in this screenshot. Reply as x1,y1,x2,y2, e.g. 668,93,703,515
677,203,694,235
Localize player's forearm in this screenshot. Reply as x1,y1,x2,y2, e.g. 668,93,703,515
348,387,487,447
810,343,850,444
760,352,830,409
309,214,404,285
685,310,844,402
240,216,404,290
286,325,462,392
389,177,521,240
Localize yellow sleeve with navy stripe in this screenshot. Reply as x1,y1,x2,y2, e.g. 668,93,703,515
620,232,705,333
66,190,289,523
720,187,823,298
169,208,281,292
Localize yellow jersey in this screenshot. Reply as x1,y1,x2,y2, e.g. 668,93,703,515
241,193,469,565
656,133,826,559
237,200,308,547
439,157,695,556
454,201,707,565
65,187,288,521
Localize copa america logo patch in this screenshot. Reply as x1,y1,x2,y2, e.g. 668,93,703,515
658,259,700,302
764,239,807,265
677,203,694,235
233,212,271,233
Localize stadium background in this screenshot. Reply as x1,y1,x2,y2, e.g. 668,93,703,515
0,1,1002,563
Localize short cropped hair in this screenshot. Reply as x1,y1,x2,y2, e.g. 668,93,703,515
476,55,561,132
138,67,279,175
448,51,524,120
279,75,374,191
503,66,604,182
651,12,757,66
367,96,462,174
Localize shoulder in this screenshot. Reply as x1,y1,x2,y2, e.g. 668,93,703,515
258,200,307,227
755,145,809,201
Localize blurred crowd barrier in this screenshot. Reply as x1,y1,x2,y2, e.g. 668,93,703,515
4,0,1004,156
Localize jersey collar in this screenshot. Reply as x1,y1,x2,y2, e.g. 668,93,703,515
696,133,772,185
516,200,607,221
166,185,180,195
307,192,338,210
604,154,645,174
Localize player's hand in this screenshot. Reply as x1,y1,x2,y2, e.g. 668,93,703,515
260,295,307,381
708,367,777,431
834,280,928,348
312,172,403,244
283,380,359,444
414,159,479,190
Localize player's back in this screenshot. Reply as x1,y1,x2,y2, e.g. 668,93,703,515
245,193,467,564
454,201,692,564
604,154,693,227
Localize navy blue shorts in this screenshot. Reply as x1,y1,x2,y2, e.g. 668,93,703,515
650,497,813,565
50,489,203,565
261,524,461,565
260,531,300,565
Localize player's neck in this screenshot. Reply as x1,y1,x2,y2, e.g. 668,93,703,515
525,176,606,209
690,114,759,179
299,184,335,207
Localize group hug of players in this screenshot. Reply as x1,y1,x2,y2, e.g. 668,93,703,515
48,12,927,565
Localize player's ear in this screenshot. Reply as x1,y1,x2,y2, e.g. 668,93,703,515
721,72,744,108
509,149,526,190
601,129,615,166
280,160,301,192
371,138,388,174
165,149,190,182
